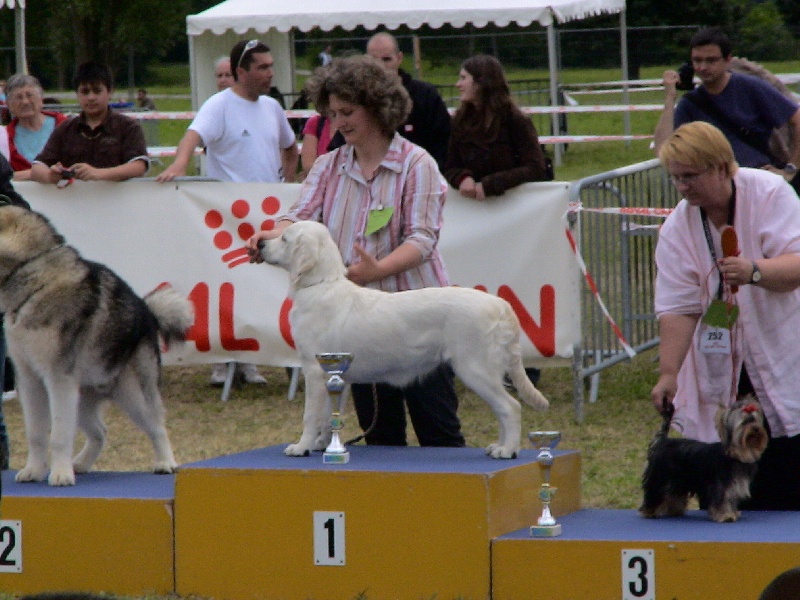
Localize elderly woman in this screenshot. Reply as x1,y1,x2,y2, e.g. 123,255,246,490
246,55,465,448
2,73,67,181
653,121,800,510
443,54,548,200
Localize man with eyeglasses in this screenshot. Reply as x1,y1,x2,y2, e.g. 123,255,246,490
158,39,299,386
365,32,451,169
652,27,800,190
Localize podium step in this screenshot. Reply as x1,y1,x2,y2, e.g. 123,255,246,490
492,508,800,600
175,444,581,600
0,470,175,595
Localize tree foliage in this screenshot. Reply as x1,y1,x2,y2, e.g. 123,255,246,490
7,0,190,87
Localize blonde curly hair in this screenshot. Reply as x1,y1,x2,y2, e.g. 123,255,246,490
305,55,411,138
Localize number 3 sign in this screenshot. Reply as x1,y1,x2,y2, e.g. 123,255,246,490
622,549,654,600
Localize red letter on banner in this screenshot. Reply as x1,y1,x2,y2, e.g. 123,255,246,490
219,282,259,351
497,285,556,357
185,282,211,352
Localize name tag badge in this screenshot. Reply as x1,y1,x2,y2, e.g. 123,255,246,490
365,207,394,235
699,326,731,354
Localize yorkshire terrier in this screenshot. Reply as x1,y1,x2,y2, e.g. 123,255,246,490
639,395,769,523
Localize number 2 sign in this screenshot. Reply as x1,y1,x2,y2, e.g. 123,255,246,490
0,521,22,573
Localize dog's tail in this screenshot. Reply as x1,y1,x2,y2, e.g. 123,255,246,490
508,362,549,410
500,305,548,410
144,284,195,347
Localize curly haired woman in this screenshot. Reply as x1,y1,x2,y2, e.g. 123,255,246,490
247,55,465,448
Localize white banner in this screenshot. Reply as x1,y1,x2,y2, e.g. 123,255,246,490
15,180,580,368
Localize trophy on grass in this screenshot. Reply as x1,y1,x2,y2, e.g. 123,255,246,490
316,352,354,464
528,431,562,537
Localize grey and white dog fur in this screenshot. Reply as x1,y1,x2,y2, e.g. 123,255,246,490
258,220,549,459
0,204,194,486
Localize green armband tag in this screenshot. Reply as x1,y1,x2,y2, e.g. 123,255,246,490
365,207,394,235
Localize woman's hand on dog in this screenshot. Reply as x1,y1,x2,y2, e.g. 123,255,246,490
246,221,291,263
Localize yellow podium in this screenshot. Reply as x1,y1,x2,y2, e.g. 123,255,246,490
492,509,800,600
175,444,581,600
0,471,175,596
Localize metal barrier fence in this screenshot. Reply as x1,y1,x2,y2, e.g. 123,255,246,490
569,158,682,421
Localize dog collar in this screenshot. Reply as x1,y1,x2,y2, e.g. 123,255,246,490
0,243,68,290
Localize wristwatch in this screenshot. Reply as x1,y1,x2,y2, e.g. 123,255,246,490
785,163,798,176
750,262,762,284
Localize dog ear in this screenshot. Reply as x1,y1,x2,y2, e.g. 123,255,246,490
289,230,320,286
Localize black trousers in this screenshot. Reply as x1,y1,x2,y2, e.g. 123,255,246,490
739,364,800,510
351,364,465,447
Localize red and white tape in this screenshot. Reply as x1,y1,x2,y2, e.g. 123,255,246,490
564,224,637,359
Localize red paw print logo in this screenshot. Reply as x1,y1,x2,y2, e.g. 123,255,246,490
205,196,281,268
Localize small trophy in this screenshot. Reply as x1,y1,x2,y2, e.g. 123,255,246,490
316,352,354,464
528,431,562,537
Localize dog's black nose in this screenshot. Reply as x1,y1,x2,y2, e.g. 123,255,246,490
257,240,265,250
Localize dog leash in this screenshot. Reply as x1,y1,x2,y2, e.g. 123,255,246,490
344,383,378,446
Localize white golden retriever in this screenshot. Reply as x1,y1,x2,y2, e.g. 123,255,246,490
259,221,549,458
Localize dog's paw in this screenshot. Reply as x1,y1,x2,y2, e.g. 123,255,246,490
284,443,312,457
15,465,48,483
72,457,93,474
485,443,519,459
47,469,76,486
153,460,178,474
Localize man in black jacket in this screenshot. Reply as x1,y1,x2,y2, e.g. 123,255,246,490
366,32,451,169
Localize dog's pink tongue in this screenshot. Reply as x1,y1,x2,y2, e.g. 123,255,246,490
742,404,758,414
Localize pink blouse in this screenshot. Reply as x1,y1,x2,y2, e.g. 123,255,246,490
656,167,800,441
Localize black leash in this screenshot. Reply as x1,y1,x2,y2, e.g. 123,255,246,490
344,383,378,446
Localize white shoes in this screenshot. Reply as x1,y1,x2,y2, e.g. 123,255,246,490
210,363,229,386
239,363,267,384
210,362,267,386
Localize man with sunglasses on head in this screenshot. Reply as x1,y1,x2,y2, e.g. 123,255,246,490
157,39,298,185
652,27,800,190
158,40,298,386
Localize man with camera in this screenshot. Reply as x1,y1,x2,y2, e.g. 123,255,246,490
652,27,800,190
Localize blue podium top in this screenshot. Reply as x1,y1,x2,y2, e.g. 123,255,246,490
499,508,800,544
2,470,175,500
181,444,577,475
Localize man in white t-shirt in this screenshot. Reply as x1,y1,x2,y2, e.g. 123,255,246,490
158,40,299,385
158,40,298,183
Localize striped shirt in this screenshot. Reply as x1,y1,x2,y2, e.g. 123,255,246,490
284,133,450,292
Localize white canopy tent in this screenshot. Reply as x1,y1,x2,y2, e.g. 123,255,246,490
187,0,626,102
186,0,628,161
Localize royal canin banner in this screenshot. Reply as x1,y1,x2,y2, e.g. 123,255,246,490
16,180,580,368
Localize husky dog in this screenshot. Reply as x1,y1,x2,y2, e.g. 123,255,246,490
0,204,194,486
257,220,549,459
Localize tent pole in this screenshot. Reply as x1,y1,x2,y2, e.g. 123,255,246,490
546,22,562,166
412,34,421,80
14,3,27,75
620,8,631,146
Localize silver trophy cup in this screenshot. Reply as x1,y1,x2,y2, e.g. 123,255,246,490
316,352,354,464
528,431,562,537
